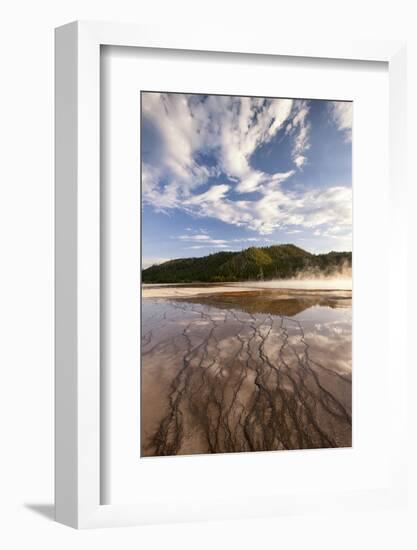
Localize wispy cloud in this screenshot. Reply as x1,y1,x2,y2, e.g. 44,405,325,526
174,232,274,251
329,101,352,141
285,100,310,168
142,93,351,238
180,183,351,235
187,244,229,250
177,234,228,245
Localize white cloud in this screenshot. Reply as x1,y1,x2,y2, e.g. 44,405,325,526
236,169,295,193
218,97,294,192
186,184,230,205
177,234,227,245
187,244,228,250
142,93,206,187
174,233,273,251
329,101,352,141
234,237,272,243
178,234,211,241
177,184,351,236
142,93,351,239
142,93,300,202
284,100,311,169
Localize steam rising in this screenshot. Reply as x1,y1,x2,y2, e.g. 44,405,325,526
239,261,352,291
237,278,352,291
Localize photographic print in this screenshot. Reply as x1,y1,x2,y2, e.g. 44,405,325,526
140,92,352,457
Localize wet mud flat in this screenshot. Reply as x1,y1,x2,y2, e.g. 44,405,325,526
141,288,352,457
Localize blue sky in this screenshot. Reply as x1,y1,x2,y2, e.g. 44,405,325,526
141,92,352,268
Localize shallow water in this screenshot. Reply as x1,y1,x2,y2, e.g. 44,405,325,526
141,289,352,457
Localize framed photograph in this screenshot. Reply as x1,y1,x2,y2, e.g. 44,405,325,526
139,90,354,458
55,21,407,528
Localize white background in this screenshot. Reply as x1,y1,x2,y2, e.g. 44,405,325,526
0,1,416,548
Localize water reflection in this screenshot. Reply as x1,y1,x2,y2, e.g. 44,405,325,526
174,289,351,317
141,289,352,457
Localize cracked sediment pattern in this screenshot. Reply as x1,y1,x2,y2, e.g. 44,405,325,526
141,289,352,457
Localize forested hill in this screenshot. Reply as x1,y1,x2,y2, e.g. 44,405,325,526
142,244,352,284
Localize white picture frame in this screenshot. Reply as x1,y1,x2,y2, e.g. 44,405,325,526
55,20,407,529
